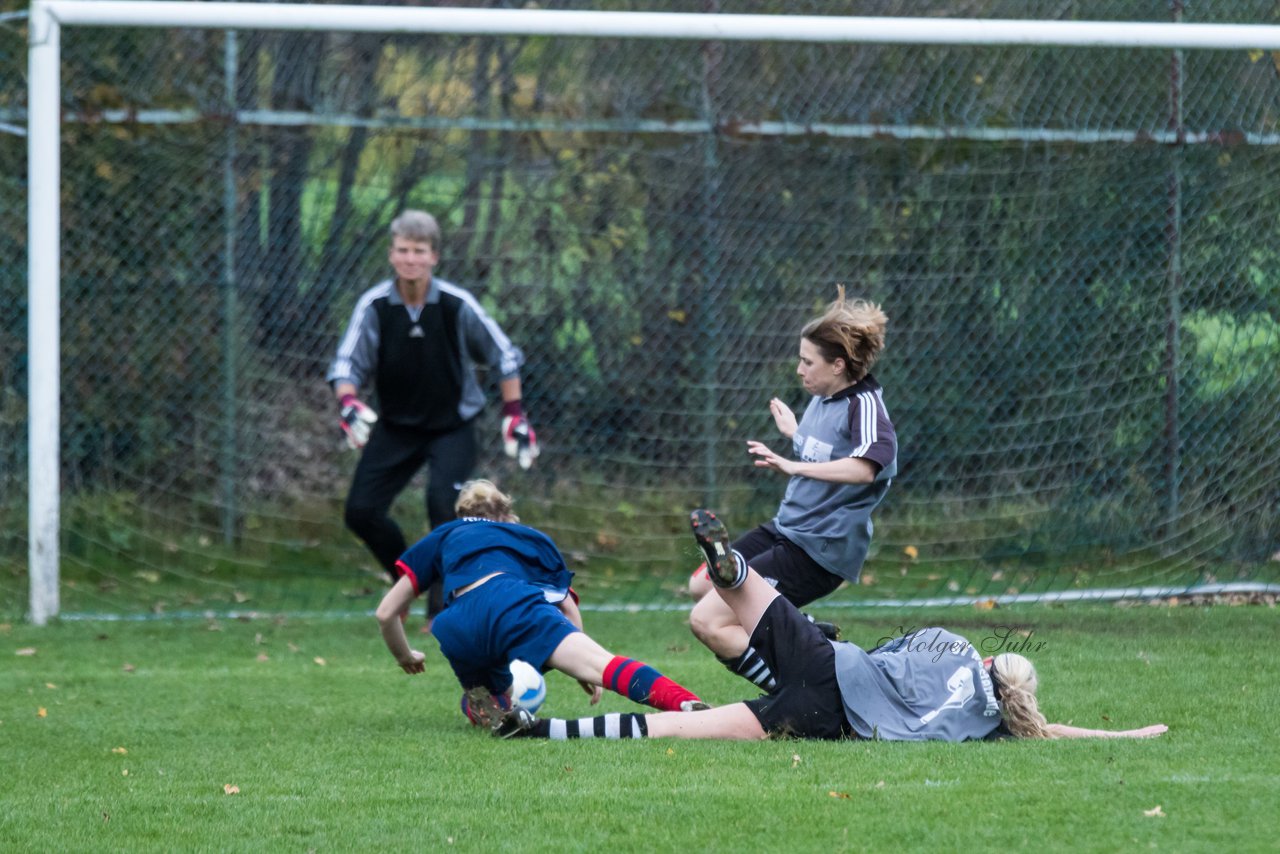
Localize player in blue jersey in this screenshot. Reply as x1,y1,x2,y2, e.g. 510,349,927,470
374,480,706,729
495,510,1168,743
689,286,896,694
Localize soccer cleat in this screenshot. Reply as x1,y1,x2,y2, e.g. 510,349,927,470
492,706,536,739
462,686,510,730
803,613,842,641
679,700,712,712
689,509,743,588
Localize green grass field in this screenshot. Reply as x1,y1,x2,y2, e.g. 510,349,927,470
2,603,1276,851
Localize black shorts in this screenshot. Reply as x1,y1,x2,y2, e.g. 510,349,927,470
734,523,843,608
742,597,852,740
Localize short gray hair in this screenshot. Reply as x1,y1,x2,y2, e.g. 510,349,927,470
390,210,441,251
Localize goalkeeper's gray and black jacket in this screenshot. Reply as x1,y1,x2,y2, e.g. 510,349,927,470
327,277,524,433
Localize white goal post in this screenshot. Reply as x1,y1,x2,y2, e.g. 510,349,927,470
27,1,1280,624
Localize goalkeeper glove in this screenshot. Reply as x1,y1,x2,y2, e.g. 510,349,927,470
339,394,378,450
501,401,539,470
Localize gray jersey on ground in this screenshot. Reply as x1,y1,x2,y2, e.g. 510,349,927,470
832,627,1002,741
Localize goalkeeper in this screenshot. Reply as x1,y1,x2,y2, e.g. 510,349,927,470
327,209,538,622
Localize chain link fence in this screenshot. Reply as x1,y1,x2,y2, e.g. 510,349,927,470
4,0,1279,617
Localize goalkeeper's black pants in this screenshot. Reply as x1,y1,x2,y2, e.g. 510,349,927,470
343,419,478,618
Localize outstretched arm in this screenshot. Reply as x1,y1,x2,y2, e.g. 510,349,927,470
1045,722,1168,739
747,440,879,484
375,576,426,674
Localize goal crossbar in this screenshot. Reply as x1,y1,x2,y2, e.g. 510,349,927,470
35,1,1280,48
27,1,1280,624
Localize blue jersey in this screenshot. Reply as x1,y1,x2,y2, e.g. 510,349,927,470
395,518,573,604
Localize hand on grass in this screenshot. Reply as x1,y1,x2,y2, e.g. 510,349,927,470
398,650,425,675
579,680,603,705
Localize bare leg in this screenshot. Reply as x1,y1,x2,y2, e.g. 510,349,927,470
688,564,714,599
644,703,766,740
546,631,702,712
687,508,784,661
709,568,782,640
545,631,615,684
689,593,752,658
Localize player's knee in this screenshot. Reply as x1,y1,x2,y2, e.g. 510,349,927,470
687,600,722,646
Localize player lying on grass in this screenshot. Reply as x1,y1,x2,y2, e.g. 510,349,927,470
493,509,1168,742
374,480,706,728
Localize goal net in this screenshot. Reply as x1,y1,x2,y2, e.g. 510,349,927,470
9,1,1280,622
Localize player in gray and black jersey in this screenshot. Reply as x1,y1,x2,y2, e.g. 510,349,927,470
688,286,895,694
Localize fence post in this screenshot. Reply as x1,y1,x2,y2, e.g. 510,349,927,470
1162,1,1185,544
220,29,241,545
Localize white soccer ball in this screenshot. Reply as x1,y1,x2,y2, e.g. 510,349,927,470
508,659,546,714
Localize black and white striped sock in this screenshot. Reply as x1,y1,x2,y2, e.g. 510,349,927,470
532,713,650,740
719,646,777,693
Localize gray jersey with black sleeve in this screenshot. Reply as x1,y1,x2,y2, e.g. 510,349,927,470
773,373,896,581
832,628,1002,742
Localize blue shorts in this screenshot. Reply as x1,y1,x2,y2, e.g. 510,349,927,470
430,573,579,693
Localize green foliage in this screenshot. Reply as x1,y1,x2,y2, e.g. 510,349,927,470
9,1,1280,616
1,606,1277,850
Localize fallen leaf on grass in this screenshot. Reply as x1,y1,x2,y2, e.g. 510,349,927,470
1144,805,1166,818
37,707,47,718
111,747,127,755
15,647,36,656
666,748,675,756
45,683,56,689
122,769,129,776
122,663,136,673
223,784,240,795
903,545,919,559
828,791,851,799
313,657,327,666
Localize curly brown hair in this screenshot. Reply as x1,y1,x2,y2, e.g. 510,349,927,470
799,284,887,383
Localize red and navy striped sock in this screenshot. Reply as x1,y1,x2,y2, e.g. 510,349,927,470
602,656,701,711
530,713,649,740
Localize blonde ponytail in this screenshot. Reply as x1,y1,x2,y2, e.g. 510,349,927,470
992,653,1051,739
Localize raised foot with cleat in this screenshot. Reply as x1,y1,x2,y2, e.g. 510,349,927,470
689,509,738,588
